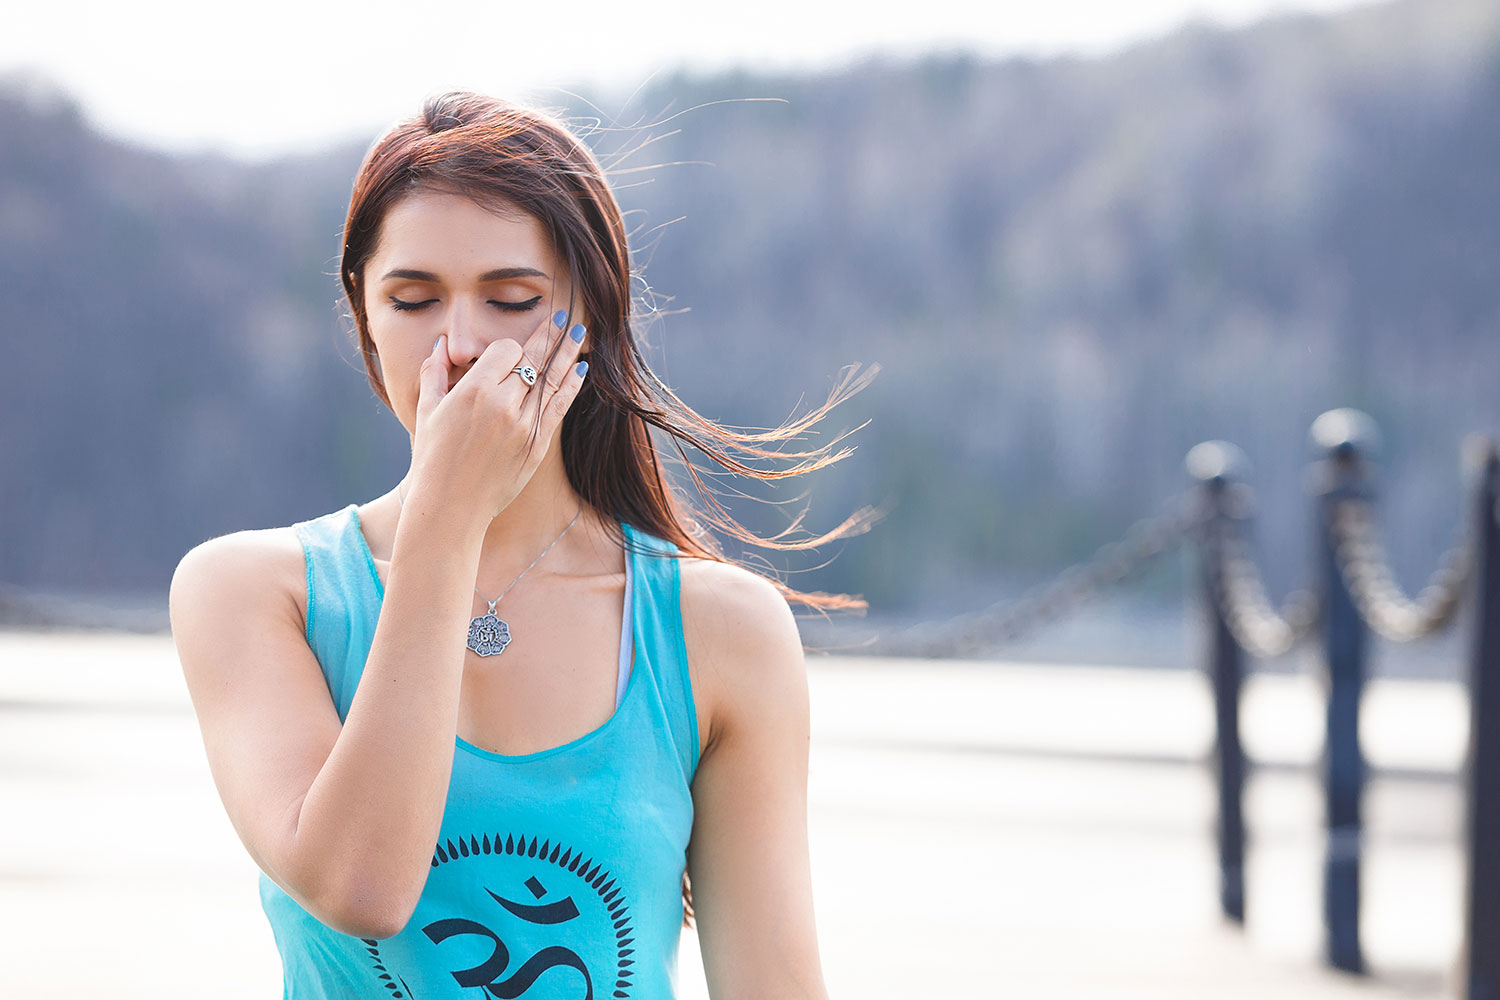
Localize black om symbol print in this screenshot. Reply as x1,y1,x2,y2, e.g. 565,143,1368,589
423,875,594,999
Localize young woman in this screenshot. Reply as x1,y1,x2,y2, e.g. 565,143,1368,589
169,91,872,999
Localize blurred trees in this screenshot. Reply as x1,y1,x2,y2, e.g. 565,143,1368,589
1,0,1498,617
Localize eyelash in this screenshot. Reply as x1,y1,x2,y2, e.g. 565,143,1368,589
388,295,543,313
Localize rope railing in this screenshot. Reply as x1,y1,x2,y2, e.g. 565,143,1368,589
848,409,1494,994
861,433,1472,662
1327,496,1471,642
3,407,1494,996
1205,515,1320,658
870,492,1204,659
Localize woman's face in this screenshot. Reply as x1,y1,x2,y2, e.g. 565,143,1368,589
362,189,583,438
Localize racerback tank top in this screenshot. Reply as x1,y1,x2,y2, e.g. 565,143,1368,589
260,503,701,999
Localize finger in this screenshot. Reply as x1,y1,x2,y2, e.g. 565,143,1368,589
507,308,574,395
538,319,587,396
497,307,562,374
416,335,450,421
541,358,590,436
523,307,570,357
467,334,527,385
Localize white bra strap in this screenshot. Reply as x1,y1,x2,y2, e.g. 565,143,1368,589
615,542,635,710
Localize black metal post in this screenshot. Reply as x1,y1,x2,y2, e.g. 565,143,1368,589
1187,441,1250,925
1464,442,1500,1000
1309,409,1377,974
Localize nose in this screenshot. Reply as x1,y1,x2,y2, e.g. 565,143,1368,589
440,299,488,370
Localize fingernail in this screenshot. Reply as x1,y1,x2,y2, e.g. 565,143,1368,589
569,323,586,344
575,361,589,378
553,309,567,328
434,336,444,351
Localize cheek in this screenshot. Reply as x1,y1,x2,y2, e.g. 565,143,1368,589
366,326,421,416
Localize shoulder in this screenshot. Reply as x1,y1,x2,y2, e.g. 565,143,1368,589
677,556,807,756
170,524,308,644
677,556,800,647
171,524,305,597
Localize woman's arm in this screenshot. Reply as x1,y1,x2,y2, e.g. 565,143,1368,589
170,495,485,939
172,320,586,939
681,560,831,1000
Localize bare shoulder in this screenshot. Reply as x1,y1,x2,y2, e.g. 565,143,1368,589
677,557,808,756
167,522,357,914
678,556,798,632
169,524,309,650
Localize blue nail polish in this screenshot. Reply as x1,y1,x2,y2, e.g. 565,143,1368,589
569,323,586,343
575,361,589,378
434,336,443,351
553,309,567,328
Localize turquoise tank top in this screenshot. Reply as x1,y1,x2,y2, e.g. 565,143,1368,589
260,503,701,999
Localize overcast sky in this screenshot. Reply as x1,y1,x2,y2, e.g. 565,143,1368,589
3,0,1382,159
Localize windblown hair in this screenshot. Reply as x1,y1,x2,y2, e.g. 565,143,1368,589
340,91,877,926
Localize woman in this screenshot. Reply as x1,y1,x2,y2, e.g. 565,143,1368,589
169,91,873,999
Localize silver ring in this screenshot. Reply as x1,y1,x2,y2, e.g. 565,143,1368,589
511,364,538,387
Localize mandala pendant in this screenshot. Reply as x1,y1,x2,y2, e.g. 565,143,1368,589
467,611,512,657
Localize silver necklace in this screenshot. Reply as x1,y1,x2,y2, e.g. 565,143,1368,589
396,483,582,657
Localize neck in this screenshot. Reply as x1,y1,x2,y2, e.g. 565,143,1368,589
399,447,597,592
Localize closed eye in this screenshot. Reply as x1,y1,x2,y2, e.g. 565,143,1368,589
389,294,543,313
491,295,543,313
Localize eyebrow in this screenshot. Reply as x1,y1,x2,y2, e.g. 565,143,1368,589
381,267,550,282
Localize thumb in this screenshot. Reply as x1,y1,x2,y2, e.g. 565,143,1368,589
416,335,449,420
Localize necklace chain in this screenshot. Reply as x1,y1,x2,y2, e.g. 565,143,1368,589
395,481,582,610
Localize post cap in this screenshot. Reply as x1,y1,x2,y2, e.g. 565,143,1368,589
1185,440,1251,485
1309,408,1381,463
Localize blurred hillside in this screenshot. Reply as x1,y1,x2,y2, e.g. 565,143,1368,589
2,0,1499,621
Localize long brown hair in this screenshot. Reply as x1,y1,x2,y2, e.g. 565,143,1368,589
340,91,876,926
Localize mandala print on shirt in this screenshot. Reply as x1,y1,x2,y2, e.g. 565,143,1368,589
363,832,636,999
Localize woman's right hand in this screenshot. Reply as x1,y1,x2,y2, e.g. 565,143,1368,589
406,309,589,531
171,314,589,937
